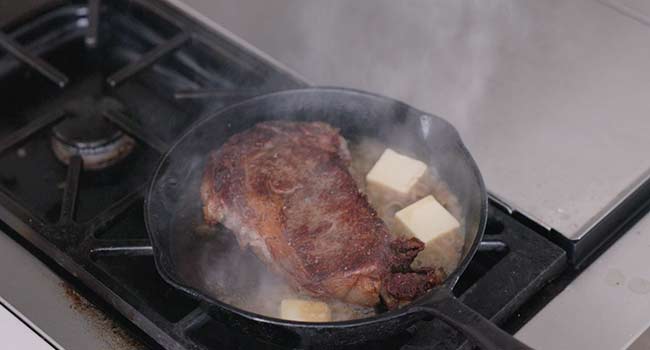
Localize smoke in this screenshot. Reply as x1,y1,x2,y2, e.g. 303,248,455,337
210,0,529,136
154,116,320,320
149,0,528,323
152,73,486,321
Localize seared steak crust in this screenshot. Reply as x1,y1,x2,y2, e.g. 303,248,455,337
201,121,443,307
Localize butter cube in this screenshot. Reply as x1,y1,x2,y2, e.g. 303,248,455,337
366,149,427,196
280,299,332,322
395,195,462,273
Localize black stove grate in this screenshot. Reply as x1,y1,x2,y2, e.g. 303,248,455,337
0,1,566,349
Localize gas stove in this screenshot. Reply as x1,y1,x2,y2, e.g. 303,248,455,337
0,1,576,349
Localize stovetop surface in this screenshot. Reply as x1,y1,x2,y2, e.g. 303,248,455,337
0,1,566,349
184,0,650,244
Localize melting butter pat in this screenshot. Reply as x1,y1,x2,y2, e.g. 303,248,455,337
366,149,427,196
395,195,462,273
280,299,332,322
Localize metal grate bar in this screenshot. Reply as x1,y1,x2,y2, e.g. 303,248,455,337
106,31,190,87
103,109,168,154
59,155,82,224
89,239,153,257
85,0,101,47
174,305,210,332
85,185,145,236
478,240,508,253
0,32,69,87
173,88,265,100
0,110,65,155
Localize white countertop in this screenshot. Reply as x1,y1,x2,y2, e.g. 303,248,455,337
172,0,650,240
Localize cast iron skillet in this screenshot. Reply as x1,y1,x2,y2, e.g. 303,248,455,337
144,87,531,349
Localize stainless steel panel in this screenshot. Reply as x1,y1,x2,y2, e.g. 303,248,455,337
515,212,650,350
173,0,650,239
600,0,650,24
0,232,140,350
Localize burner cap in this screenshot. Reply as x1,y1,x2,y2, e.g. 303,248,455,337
51,97,136,170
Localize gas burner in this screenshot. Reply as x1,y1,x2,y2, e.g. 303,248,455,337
51,96,136,170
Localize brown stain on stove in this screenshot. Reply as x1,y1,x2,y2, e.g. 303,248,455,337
60,281,145,349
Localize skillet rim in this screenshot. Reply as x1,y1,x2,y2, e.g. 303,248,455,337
144,86,488,329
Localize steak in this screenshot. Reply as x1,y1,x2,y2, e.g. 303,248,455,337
201,121,444,307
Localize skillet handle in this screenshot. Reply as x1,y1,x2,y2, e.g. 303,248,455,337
412,290,532,350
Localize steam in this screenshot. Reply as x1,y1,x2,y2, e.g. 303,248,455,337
223,0,528,135
151,0,516,322
158,122,322,320
159,125,464,322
